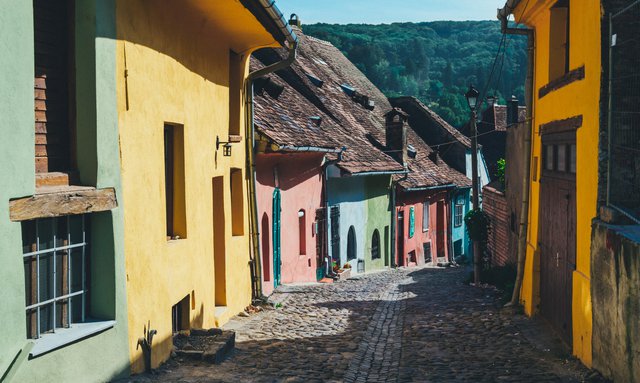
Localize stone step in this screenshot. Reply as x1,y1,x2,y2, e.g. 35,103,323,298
173,329,235,364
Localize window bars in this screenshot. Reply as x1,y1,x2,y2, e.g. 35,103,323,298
608,0,640,223
22,215,88,339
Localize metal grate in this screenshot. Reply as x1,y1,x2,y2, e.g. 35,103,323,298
22,215,88,339
608,0,640,222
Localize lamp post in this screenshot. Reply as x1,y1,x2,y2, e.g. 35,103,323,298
465,85,481,285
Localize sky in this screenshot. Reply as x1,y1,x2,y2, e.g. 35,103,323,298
275,0,507,24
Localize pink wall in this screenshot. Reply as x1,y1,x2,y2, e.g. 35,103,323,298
256,152,325,296
396,190,450,267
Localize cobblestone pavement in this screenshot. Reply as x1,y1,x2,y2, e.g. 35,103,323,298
125,267,603,382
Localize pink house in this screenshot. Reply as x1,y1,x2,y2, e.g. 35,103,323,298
392,113,471,267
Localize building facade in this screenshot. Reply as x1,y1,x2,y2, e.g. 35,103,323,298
115,0,294,373
0,1,130,381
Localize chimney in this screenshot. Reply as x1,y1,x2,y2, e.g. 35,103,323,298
486,95,497,107
507,96,519,127
384,108,409,166
428,151,439,165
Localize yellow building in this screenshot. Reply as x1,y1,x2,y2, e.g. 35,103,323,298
116,0,296,373
499,0,601,367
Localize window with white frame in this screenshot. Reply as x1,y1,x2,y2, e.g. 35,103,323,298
454,202,464,227
22,215,88,339
422,201,429,232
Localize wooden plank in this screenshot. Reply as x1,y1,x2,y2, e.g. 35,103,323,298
9,187,117,221
539,115,583,136
539,66,585,99
35,157,48,173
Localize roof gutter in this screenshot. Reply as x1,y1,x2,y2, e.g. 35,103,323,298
402,183,457,192
348,170,410,177
277,145,342,153
245,6,298,302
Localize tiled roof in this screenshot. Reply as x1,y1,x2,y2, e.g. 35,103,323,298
252,28,403,175
389,96,472,148
480,104,527,132
252,27,469,189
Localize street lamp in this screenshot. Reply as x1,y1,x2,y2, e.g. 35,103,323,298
465,85,481,285
465,85,480,111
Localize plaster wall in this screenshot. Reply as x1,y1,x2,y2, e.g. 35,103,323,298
116,0,275,372
396,190,450,266
451,189,472,262
591,222,640,383
327,175,392,273
255,152,324,296
515,0,601,366
0,1,131,381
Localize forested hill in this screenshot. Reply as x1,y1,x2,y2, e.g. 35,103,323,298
303,21,527,128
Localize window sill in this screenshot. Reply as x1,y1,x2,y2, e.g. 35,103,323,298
29,320,116,358
9,187,117,221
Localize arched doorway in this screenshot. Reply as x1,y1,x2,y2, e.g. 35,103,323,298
347,226,357,262
261,213,270,282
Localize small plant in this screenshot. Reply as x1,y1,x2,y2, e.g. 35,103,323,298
496,158,506,189
275,302,283,309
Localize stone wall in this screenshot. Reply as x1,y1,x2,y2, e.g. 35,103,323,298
591,221,640,382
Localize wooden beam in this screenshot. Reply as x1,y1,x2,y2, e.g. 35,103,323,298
10,187,117,221
539,115,583,135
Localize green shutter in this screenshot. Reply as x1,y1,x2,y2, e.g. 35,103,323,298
409,206,415,238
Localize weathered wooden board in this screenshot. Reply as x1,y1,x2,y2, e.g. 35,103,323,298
9,187,117,221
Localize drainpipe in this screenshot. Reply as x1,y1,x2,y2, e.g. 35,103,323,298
245,9,298,301
497,5,534,306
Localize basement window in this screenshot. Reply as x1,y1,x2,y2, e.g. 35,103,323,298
164,124,187,240
549,0,570,82
171,295,190,334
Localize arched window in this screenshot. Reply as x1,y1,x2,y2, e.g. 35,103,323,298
371,229,381,259
347,226,357,261
298,209,306,255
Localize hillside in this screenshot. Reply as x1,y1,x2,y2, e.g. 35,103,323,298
303,21,527,127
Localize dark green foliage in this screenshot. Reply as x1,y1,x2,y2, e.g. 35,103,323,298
496,158,506,188
303,21,527,128
464,209,491,242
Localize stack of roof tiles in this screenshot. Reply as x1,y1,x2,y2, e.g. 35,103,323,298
252,27,469,189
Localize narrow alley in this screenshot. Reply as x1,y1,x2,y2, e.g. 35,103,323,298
127,267,598,383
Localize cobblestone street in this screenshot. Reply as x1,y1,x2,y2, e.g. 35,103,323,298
128,267,600,382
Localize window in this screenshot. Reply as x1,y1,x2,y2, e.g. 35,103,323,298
408,206,415,238
542,142,575,175
453,239,463,258
549,0,570,82
22,215,88,339
422,201,430,232
371,229,381,259
164,124,186,240
34,0,74,174
424,243,432,263
172,294,190,334
454,203,464,227
347,226,357,261
298,209,306,255
231,169,244,236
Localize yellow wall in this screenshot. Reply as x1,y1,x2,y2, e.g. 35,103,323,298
515,0,601,367
116,0,279,373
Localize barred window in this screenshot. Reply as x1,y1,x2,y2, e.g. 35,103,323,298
22,215,88,339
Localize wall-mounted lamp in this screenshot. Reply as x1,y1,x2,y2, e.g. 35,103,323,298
216,136,232,157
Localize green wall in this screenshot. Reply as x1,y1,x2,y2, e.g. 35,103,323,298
1,1,130,381
365,175,392,271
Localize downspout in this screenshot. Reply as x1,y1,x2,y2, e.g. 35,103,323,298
245,8,298,301
497,7,534,306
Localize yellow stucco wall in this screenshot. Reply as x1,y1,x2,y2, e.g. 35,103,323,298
515,0,601,367
115,0,280,373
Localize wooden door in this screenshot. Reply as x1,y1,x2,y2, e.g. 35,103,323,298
397,211,405,266
330,206,340,264
436,201,446,259
538,134,576,346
